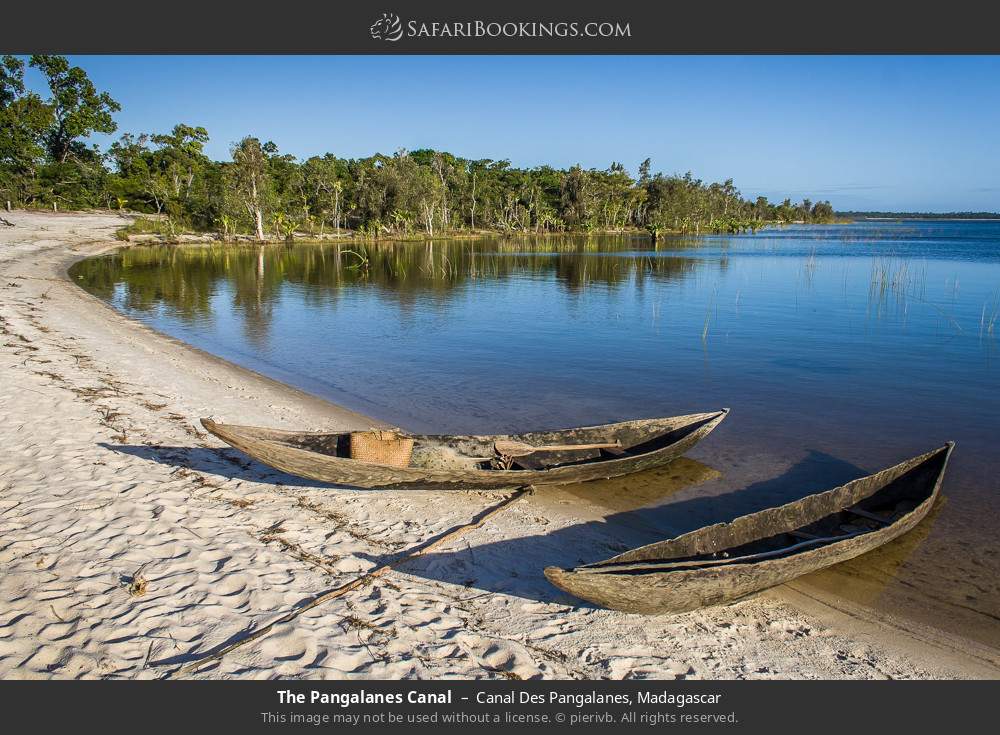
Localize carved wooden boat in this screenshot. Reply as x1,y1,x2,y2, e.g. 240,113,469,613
200,409,728,491
545,443,953,614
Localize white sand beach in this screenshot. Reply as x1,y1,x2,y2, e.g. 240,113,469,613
0,210,995,680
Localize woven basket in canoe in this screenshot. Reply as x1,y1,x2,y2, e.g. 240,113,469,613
349,430,414,468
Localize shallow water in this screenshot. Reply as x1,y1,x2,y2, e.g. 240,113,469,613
72,222,1000,649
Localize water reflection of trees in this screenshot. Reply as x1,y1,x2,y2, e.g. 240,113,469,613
71,236,719,332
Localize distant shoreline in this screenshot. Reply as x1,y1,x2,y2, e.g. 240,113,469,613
859,218,1000,222
838,212,1000,220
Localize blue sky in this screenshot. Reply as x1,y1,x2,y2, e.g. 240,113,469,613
23,55,1000,211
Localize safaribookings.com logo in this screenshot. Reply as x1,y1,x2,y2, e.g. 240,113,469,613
369,13,631,42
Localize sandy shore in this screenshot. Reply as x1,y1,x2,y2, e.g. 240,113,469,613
0,210,994,680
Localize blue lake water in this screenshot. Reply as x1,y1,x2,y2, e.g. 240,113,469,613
72,221,1000,649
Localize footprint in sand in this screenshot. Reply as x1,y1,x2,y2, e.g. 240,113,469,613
458,636,545,679
259,629,308,664
213,573,249,597
606,655,695,680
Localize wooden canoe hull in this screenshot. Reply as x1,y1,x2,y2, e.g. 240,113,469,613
545,443,952,614
200,409,728,491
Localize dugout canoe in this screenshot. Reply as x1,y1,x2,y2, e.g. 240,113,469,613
200,409,728,491
545,442,953,614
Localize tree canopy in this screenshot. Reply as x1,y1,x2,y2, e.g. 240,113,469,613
0,55,838,239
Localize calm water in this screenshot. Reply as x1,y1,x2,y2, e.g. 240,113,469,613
72,222,1000,650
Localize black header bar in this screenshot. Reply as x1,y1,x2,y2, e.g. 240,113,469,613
4,0,1000,54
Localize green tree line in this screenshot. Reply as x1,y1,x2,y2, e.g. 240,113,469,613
1,55,837,240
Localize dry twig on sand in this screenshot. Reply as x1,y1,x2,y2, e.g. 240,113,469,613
124,563,151,598
176,485,533,676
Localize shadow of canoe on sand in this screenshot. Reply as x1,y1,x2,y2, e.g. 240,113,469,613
362,450,874,607
99,443,338,489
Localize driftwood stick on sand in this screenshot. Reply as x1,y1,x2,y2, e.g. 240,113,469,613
176,485,533,676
